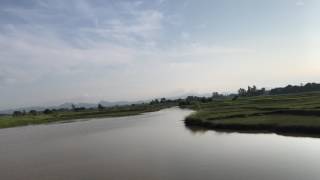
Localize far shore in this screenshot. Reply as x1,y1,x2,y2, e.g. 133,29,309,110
0,102,177,129
183,91,320,137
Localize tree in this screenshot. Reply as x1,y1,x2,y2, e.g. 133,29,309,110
43,109,53,114
232,95,239,101
29,110,37,115
98,104,105,110
259,88,266,95
238,86,266,96
71,104,76,111
74,107,86,111
212,92,219,97
238,88,246,96
270,83,320,95
150,99,160,105
13,111,23,116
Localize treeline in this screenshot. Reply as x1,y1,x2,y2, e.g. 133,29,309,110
270,83,320,95
13,108,72,116
12,104,106,117
178,96,212,106
149,98,174,104
12,99,177,117
178,92,234,106
149,97,213,106
237,83,320,97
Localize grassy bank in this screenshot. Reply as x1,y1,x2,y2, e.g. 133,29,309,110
0,103,177,129
183,91,320,135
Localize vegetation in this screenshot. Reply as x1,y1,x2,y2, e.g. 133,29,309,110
0,100,178,129
237,82,320,97
238,85,266,97
270,83,320,95
183,90,320,135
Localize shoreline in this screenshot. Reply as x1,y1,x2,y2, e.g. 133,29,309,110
0,104,177,129
184,117,320,137
182,92,320,137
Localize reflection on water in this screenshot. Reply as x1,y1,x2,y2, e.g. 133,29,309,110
1,107,320,180
184,125,209,135
185,123,320,139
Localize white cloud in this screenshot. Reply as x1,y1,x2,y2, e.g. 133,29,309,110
296,1,305,6
82,9,164,46
152,43,255,62
0,26,137,85
0,0,166,86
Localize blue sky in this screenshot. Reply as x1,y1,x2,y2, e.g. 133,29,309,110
0,0,319,109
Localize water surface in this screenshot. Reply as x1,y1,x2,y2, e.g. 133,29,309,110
1,108,320,180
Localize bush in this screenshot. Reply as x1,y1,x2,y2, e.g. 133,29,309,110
13,111,23,116
43,109,53,114
29,110,37,115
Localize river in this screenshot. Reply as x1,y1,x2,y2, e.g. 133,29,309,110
1,107,320,180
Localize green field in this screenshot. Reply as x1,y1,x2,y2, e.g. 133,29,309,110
0,103,176,129
184,92,320,135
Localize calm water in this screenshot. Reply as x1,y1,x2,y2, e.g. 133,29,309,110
1,107,320,180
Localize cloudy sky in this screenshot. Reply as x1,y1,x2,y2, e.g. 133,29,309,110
0,0,319,109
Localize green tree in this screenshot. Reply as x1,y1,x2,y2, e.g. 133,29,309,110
71,104,76,111
13,111,23,116
238,88,246,96
43,109,53,114
29,110,37,115
98,104,105,111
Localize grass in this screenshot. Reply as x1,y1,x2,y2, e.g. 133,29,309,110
183,91,320,135
213,115,320,126
0,103,177,129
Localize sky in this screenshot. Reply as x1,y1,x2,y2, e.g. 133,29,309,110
0,0,320,109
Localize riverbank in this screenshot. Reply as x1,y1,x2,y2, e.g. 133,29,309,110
183,92,320,135
0,103,177,129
